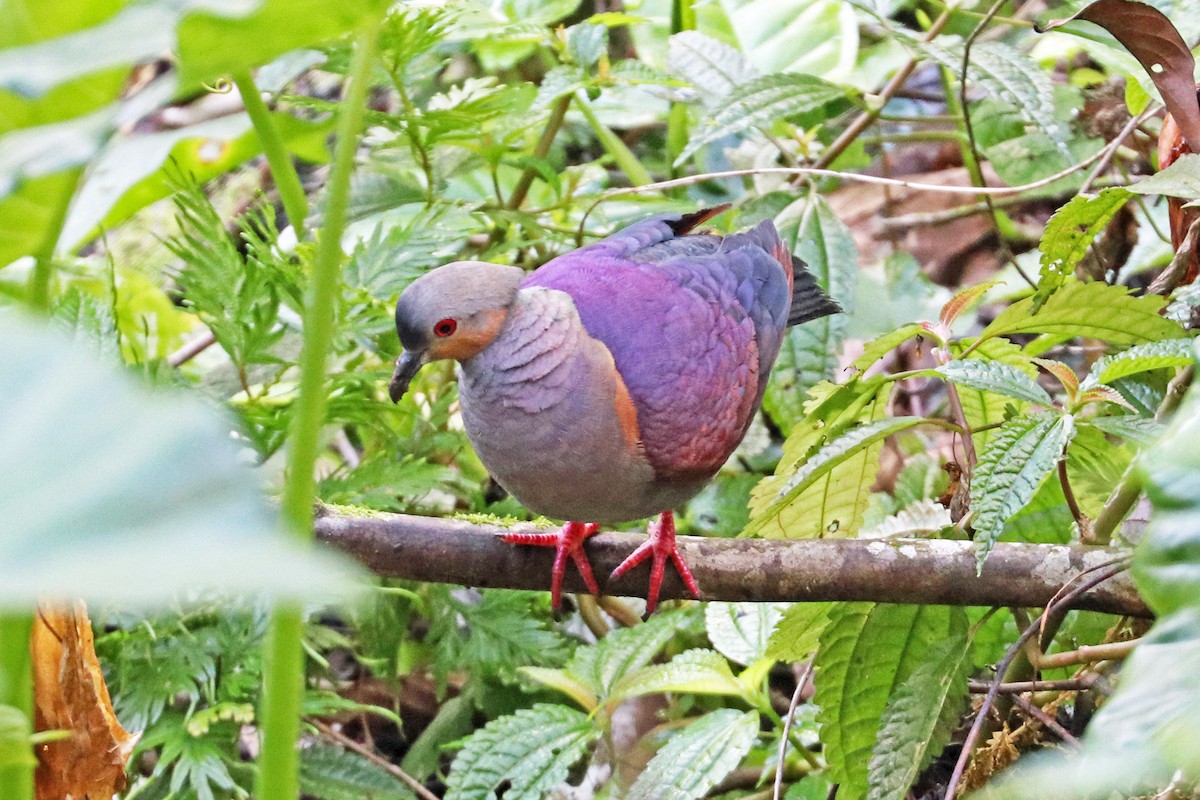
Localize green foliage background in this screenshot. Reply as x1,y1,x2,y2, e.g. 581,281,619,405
3,0,1200,798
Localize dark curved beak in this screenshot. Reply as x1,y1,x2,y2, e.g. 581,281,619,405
388,350,427,403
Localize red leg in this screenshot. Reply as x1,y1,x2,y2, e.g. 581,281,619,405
503,521,600,608
608,511,702,614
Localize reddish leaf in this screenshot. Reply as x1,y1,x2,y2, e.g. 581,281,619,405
1039,0,1200,150
1158,110,1200,283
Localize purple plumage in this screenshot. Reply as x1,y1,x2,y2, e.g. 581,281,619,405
389,206,841,611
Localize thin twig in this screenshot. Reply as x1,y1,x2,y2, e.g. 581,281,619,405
168,329,217,367
774,661,816,800
1079,106,1160,195
508,95,572,210
310,719,440,800
1058,458,1085,529
1034,639,1139,670
966,676,1099,694
944,562,1130,800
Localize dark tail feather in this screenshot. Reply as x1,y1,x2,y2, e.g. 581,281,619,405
665,204,733,236
788,255,843,326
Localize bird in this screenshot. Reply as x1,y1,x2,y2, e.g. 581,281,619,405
388,205,841,612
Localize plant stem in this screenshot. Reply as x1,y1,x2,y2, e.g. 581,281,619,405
508,95,571,210
27,171,81,311
0,612,34,800
666,0,695,177
573,91,653,186
232,70,310,234
256,18,381,800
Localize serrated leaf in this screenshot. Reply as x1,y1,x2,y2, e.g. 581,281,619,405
814,604,966,800
941,281,1002,327
980,279,1186,345
611,649,745,704
299,746,416,800
859,499,953,539
565,610,688,701
938,359,1054,407
747,416,924,537
519,667,598,712
914,37,1071,159
866,628,971,800
1080,338,1196,389
852,324,925,373
971,413,1077,568
765,195,857,431
952,338,1037,450
1088,414,1164,444
705,603,787,666
766,603,830,662
677,72,850,164
667,31,758,106
566,22,606,68
627,709,759,800
1076,386,1137,410
1034,188,1133,310
750,379,894,539
445,704,598,800
718,0,859,78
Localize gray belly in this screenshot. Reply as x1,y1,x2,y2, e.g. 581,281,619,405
459,356,703,525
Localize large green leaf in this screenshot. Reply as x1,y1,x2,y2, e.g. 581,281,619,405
979,279,1186,345
444,704,598,800
611,649,745,704
937,359,1053,407
562,610,691,702
1080,338,1196,390
747,415,924,536
717,0,859,79
627,709,759,800
814,604,966,800
666,31,758,106
970,412,1076,567
764,194,857,432
749,379,894,538
705,602,787,666
766,603,830,663
676,72,851,164
866,628,971,800
299,746,416,800
0,316,358,605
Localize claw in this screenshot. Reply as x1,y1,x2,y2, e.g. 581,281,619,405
609,511,701,614
503,521,600,608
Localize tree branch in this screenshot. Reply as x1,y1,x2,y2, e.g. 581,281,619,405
313,509,1149,618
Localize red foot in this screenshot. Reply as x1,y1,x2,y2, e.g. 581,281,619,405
609,511,701,614
503,521,600,609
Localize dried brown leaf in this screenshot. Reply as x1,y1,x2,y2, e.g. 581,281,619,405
33,602,138,800
1039,0,1200,150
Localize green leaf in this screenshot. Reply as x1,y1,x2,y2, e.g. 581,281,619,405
444,704,598,800
970,412,1077,568
851,324,924,373
765,194,857,432
766,603,831,662
747,416,924,536
1080,338,1196,389
749,378,894,538
519,667,598,712
626,709,759,800
814,604,967,800
0,316,357,606
937,359,1053,407
677,72,851,164
1128,152,1200,199
1087,414,1163,445
666,31,758,105
705,602,788,666
611,649,745,704
566,22,607,68
299,746,416,800
979,279,1185,345
717,0,859,78
565,610,691,701
866,629,971,800
0,706,34,769
1034,188,1132,310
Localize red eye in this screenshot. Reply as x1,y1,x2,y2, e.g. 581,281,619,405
433,318,457,337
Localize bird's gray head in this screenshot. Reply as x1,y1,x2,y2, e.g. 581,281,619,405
389,261,525,402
